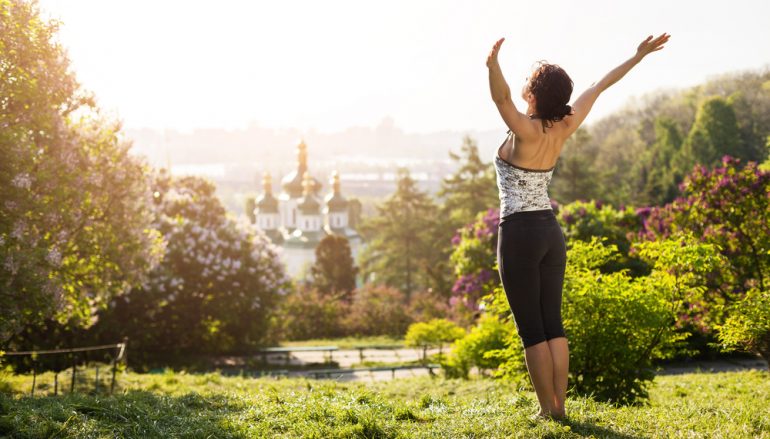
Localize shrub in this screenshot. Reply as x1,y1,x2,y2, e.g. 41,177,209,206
407,289,450,323
405,319,465,363
443,313,513,379
279,285,350,340
344,284,413,337
564,235,722,403
718,288,770,370
558,200,647,275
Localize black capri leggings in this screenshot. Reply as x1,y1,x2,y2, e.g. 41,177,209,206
496,209,567,348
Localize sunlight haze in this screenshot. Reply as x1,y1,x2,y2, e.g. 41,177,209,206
39,0,770,133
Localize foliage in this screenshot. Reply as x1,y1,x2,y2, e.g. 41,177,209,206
344,284,414,337
636,117,684,205
406,289,451,323
640,156,770,327
681,96,748,171
448,208,500,326
357,168,438,298
2,369,770,438
550,128,602,203
310,234,357,300
436,135,499,231
718,288,770,369
405,319,465,361
558,200,647,275
278,284,350,341
553,69,770,206
443,314,513,379
91,172,292,366
569,236,721,403
0,0,164,342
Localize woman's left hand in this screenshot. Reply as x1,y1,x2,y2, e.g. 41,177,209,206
486,37,505,68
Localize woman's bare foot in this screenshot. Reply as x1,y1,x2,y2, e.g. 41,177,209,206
531,409,566,422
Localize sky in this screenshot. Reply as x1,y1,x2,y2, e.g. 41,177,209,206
38,0,770,134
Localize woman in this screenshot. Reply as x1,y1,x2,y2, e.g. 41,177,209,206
487,33,670,420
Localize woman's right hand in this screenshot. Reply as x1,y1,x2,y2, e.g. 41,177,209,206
486,37,505,68
636,33,670,58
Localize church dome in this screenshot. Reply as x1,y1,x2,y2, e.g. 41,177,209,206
296,171,321,215
256,173,279,213
324,170,348,212
281,139,321,198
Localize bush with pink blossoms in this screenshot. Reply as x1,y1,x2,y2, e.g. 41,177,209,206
448,208,501,326
638,156,770,333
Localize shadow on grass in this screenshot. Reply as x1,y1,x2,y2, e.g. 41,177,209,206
562,418,645,439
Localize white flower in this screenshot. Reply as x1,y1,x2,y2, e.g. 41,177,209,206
46,246,62,267
10,222,25,240
12,173,32,190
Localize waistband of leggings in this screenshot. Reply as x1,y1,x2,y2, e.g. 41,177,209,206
499,208,556,224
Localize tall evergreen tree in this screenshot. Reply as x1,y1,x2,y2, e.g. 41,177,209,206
310,234,357,300
640,117,684,205
681,96,745,171
358,168,436,299
436,136,498,231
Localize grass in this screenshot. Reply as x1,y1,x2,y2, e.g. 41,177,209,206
0,368,769,438
279,335,405,349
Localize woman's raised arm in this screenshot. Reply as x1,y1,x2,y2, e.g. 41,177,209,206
567,33,671,134
487,38,539,139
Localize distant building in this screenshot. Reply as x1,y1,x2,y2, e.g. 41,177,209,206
253,140,361,278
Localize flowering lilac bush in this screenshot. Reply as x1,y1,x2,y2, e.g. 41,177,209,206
638,156,770,332
0,1,163,342
448,208,501,326
94,172,292,365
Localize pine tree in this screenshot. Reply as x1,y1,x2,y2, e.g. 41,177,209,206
310,234,358,300
681,96,745,171
358,168,436,299
641,118,684,205
550,128,601,203
436,135,498,231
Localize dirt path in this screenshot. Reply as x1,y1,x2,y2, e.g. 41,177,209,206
264,349,767,382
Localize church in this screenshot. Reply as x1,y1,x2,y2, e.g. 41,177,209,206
252,139,361,278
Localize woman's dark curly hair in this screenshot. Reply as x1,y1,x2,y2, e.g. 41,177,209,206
527,61,574,132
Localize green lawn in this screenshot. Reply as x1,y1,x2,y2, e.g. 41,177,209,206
1,369,768,438
279,335,405,349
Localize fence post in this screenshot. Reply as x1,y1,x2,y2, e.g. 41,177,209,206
110,357,117,394
54,372,58,396
111,338,127,395
31,368,36,397
95,366,99,393
70,355,76,393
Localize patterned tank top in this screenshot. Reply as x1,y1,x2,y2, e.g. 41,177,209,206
493,130,555,217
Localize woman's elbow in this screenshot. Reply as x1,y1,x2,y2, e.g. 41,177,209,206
492,94,513,106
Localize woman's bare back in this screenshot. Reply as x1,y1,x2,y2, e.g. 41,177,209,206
497,116,574,171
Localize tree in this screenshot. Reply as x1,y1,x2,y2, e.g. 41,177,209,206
357,168,436,298
680,96,746,171
0,0,163,342
550,128,602,203
639,117,684,205
436,136,498,231
310,234,357,300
